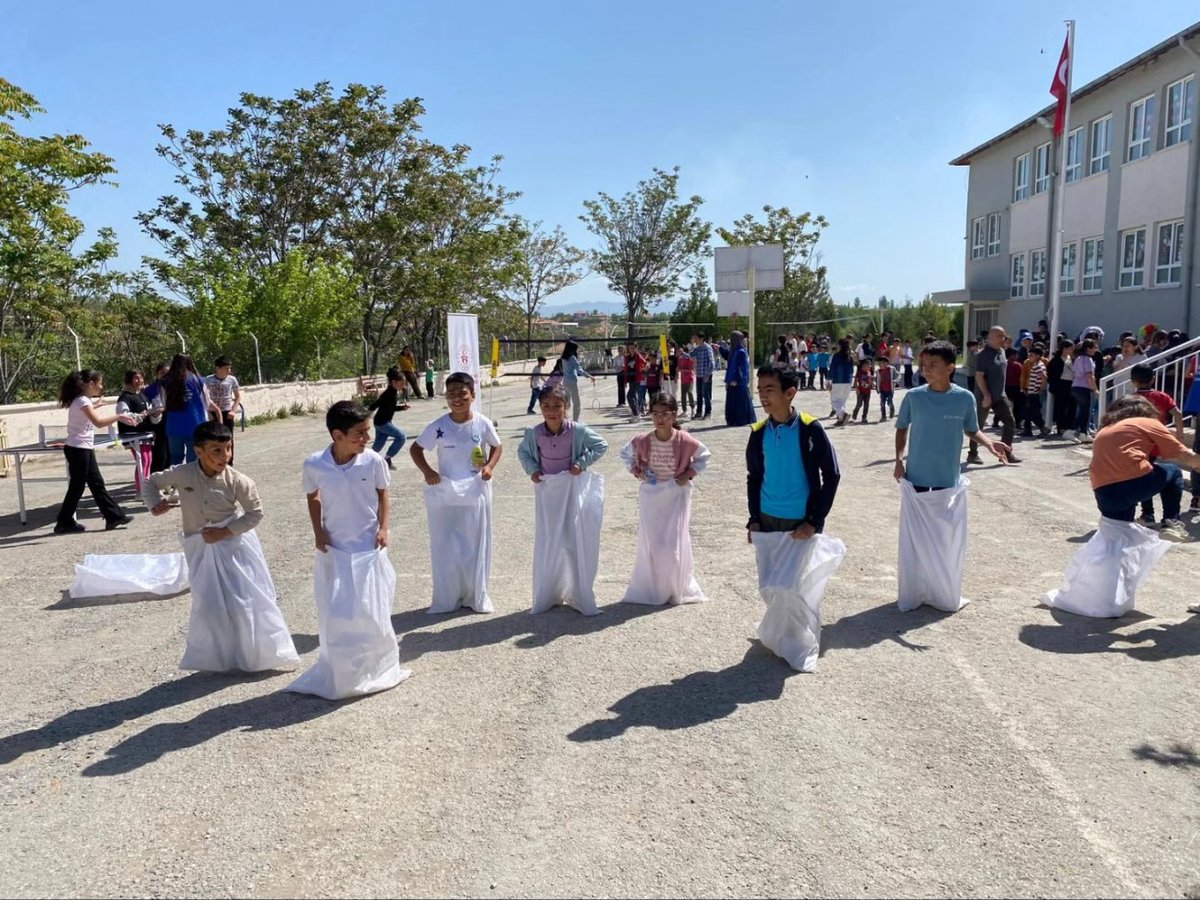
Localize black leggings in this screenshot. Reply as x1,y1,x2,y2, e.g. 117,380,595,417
57,446,125,527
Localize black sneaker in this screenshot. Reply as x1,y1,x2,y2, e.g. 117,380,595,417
54,522,86,534
385,457,395,470
965,454,983,465
105,515,133,531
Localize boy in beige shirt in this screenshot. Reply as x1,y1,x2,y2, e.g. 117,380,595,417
143,421,298,672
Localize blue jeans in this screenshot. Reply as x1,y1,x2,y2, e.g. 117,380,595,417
168,435,196,465
697,376,713,418
1094,463,1183,522
1072,387,1093,434
528,388,541,413
371,421,406,458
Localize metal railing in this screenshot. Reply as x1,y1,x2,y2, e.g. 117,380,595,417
1097,334,1200,420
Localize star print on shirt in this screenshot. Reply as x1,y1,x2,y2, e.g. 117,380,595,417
435,427,444,439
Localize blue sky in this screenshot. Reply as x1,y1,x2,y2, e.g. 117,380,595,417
7,0,1199,312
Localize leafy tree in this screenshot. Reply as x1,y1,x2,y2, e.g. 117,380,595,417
503,223,587,357
139,82,525,374
580,167,710,339
0,79,120,401
668,265,717,345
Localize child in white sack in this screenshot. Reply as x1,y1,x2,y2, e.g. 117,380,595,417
288,401,411,699
410,372,503,614
516,383,608,614
144,421,299,673
619,393,710,606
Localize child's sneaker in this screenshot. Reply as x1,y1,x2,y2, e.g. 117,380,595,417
1189,495,1200,512
1158,519,1189,542
1187,603,1200,614
1137,513,1156,527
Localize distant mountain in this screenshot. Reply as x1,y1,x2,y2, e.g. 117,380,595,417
539,298,628,315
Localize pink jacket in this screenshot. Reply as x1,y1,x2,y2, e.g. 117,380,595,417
627,429,704,480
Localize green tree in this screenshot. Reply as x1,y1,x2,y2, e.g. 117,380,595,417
138,82,525,374
668,265,717,345
503,223,587,357
0,79,120,401
580,167,710,340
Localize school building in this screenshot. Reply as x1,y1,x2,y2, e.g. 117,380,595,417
933,21,1200,342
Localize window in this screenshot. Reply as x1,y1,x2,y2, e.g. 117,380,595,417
987,213,1001,257
971,217,986,260
1034,142,1052,193
1082,238,1104,292
1155,221,1183,286
1013,153,1031,202
1128,94,1156,161
1065,127,1084,183
1090,115,1112,174
1166,76,1195,147
1119,228,1146,289
1010,253,1026,298
1060,242,1078,295
1030,249,1047,298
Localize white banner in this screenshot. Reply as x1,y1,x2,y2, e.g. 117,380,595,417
447,312,482,413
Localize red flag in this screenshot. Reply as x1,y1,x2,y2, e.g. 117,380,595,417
1049,34,1071,136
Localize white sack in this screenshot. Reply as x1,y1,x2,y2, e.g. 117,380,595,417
180,530,299,673
621,480,705,606
830,383,851,416
752,532,846,672
897,478,970,613
69,552,189,599
1044,517,1170,617
286,548,410,700
532,471,604,615
423,477,493,614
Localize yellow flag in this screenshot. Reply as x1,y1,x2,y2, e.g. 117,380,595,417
659,334,669,373
490,337,500,378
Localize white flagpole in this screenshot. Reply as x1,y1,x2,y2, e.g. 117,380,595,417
1047,20,1075,354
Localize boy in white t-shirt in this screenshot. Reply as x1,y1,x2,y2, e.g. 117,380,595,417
288,400,411,699
410,372,503,484
205,356,242,463
410,372,503,614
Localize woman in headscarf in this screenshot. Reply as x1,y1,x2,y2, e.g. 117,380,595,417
724,331,757,427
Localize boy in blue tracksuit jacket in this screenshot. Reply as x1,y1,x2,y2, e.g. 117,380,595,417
746,364,841,540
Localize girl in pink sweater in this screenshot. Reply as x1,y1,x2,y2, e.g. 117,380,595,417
618,394,711,605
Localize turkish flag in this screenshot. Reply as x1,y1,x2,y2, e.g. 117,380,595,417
1049,34,1071,136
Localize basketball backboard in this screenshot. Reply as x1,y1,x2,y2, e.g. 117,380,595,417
713,244,784,292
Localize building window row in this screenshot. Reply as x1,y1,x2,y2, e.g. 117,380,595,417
1013,74,1194,197
1009,224,1180,297
970,212,1002,260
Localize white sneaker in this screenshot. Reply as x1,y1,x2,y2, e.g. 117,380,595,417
1062,430,1080,444
1158,519,1189,542
1079,432,1094,444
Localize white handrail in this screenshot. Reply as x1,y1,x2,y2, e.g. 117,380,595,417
1097,334,1200,419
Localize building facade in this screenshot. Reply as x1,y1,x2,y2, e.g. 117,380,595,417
934,23,1200,343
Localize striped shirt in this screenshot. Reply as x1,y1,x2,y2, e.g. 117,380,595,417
691,342,715,379
1025,360,1047,395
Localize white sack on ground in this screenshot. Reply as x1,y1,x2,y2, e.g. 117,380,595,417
532,471,604,615
621,480,705,606
752,532,846,672
423,477,493,614
70,552,189,599
897,478,970,613
1044,517,1170,618
286,548,410,700
179,530,299,672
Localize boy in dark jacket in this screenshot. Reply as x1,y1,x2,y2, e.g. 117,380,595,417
746,364,841,541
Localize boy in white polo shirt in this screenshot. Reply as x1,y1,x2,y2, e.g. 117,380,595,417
410,372,503,613
287,400,411,699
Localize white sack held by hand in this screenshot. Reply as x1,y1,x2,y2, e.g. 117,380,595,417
1044,517,1170,618
179,530,299,672
897,478,970,613
69,553,189,599
532,471,604,615
752,531,846,672
621,480,705,606
286,548,410,700
423,477,494,614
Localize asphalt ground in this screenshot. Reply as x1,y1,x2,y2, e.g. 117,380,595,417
1,378,1197,898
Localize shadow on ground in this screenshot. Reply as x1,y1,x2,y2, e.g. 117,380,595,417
821,601,954,654
567,642,795,742
1132,741,1200,768
0,671,277,765
81,689,354,777
46,587,190,610
1019,608,1200,661
396,601,668,661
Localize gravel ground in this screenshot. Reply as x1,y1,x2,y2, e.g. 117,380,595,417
1,379,1198,898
